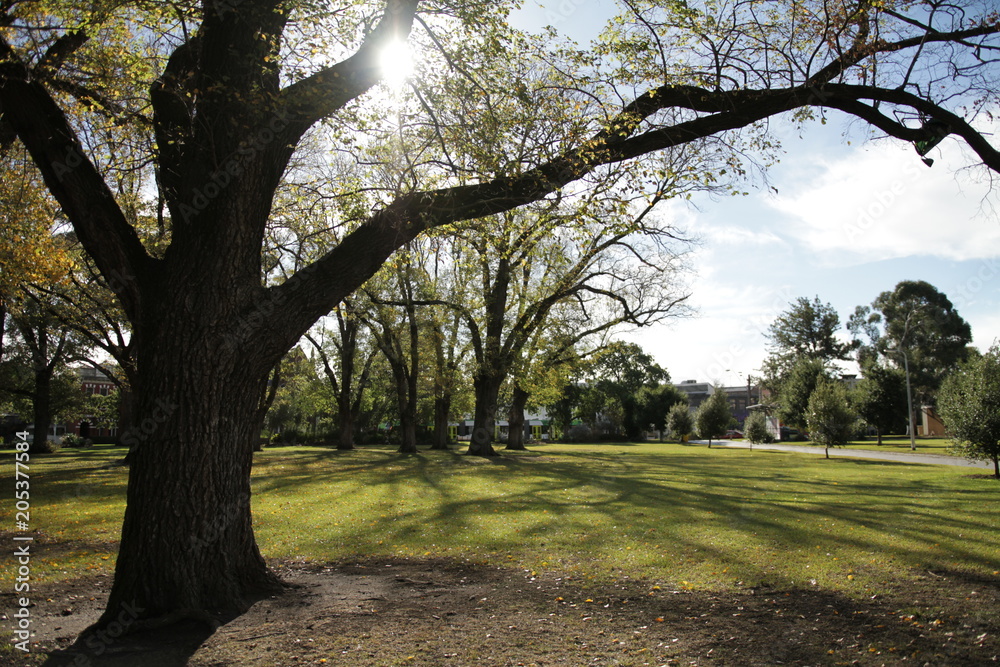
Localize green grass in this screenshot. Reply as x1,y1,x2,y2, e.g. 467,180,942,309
2,441,998,600
725,436,958,454
838,436,956,454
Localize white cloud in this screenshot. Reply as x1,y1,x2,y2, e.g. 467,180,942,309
767,139,1000,265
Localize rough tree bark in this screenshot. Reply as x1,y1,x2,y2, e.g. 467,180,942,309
505,385,529,451
468,372,503,456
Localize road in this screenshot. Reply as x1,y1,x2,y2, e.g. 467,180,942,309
689,439,994,470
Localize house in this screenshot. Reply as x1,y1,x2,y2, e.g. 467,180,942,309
919,405,946,437
674,380,762,427
674,380,714,412
67,367,119,440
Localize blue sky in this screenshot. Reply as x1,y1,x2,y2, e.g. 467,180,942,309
512,0,1000,387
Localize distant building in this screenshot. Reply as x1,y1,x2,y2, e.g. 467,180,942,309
920,405,946,437
674,380,761,427
674,380,714,412
78,366,116,396
68,367,119,440
720,383,761,426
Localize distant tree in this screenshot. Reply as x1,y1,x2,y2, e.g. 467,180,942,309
938,344,1000,479
760,297,850,427
305,297,380,451
776,357,832,430
1,298,89,451
852,362,908,445
743,410,773,447
263,348,324,444
849,280,972,404
634,383,688,438
695,388,731,448
666,401,693,442
582,341,671,439
806,380,855,459
764,296,852,374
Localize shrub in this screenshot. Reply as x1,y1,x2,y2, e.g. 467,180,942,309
744,411,774,444
61,434,93,448
666,402,693,441
938,344,1000,478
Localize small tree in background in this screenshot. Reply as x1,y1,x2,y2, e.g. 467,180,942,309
806,380,855,459
853,362,908,445
695,389,731,448
635,383,688,439
666,401,693,443
938,344,1000,479
744,410,773,449
776,357,832,430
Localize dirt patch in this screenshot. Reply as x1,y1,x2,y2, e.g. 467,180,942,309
6,558,999,666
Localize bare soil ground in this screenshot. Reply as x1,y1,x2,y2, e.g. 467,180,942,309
4,556,998,666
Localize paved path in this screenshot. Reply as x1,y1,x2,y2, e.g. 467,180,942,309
689,440,994,470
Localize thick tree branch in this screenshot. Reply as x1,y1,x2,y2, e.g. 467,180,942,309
0,37,152,320
266,72,999,354
819,83,1000,171
278,0,420,130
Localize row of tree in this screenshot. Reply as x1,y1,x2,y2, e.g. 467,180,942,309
760,281,973,442
754,282,1000,474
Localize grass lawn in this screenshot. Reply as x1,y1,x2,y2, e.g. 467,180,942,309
838,436,957,454
2,440,997,598
721,436,959,455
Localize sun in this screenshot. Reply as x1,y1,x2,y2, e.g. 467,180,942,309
378,39,415,91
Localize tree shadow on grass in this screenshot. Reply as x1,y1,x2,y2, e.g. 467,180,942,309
41,620,215,666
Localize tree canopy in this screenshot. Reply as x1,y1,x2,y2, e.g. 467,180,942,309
938,343,1000,478
765,296,852,369
849,280,972,402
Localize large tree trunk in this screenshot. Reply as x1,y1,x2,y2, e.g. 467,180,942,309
468,373,502,457
431,394,451,450
99,323,283,630
393,370,418,454
337,401,356,450
505,386,529,451
30,366,52,452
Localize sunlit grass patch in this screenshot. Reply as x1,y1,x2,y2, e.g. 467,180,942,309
2,441,998,598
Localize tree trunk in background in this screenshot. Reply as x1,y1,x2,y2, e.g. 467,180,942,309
392,363,418,453
30,365,52,452
505,386,529,451
431,393,451,450
338,403,356,450
468,373,502,456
